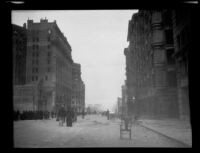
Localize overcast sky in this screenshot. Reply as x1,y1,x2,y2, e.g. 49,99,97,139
12,10,138,111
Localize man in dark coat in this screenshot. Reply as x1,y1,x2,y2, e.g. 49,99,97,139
82,109,85,119
107,109,110,120
66,107,73,127
58,105,66,126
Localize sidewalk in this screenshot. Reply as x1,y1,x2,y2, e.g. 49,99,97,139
139,119,192,147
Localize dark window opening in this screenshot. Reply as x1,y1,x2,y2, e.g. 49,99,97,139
47,59,50,64
166,49,175,65
165,29,174,45
168,71,177,87
177,35,181,50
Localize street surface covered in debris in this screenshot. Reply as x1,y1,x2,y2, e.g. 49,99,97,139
14,114,191,148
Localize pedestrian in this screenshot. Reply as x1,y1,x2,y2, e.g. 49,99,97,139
58,105,66,126
82,109,85,119
74,108,77,122
107,109,110,120
66,107,72,127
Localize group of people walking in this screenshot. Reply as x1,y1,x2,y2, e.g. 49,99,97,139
57,105,85,127
13,110,55,121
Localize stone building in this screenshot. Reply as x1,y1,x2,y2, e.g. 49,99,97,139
121,84,128,116
13,18,86,113
125,10,182,119
172,8,195,120
117,97,122,116
72,63,85,113
13,84,38,112
25,18,73,112
13,24,27,85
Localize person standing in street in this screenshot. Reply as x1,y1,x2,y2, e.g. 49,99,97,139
82,108,85,119
107,109,110,120
58,105,66,126
66,107,73,127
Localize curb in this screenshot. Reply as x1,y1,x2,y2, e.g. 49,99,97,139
138,123,191,147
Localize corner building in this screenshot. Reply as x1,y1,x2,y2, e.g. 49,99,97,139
26,19,73,112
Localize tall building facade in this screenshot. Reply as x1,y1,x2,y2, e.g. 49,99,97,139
125,9,192,119
172,8,194,120
13,24,27,85
13,18,77,112
25,18,74,112
72,63,85,113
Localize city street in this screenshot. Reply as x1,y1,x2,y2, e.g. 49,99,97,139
14,114,189,148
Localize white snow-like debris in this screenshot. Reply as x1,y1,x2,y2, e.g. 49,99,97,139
14,115,190,148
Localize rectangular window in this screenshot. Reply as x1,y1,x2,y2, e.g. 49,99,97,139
48,45,50,49
166,49,175,65
36,76,38,81
47,67,50,72
32,45,35,50
32,68,35,73
45,76,48,81
32,76,34,81
36,52,39,57
168,71,177,87
177,35,181,50
165,29,174,45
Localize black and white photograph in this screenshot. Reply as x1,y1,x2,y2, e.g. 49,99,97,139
9,1,197,148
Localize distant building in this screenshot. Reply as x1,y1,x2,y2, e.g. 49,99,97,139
72,63,85,113
117,97,122,116
86,104,103,113
121,84,128,116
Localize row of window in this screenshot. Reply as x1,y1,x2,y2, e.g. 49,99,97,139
32,76,38,81
32,45,39,50
32,67,38,73
32,59,39,65
32,37,39,42
32,44,50,50
32,67,51,73
32,52,39,57
32,75,48,81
